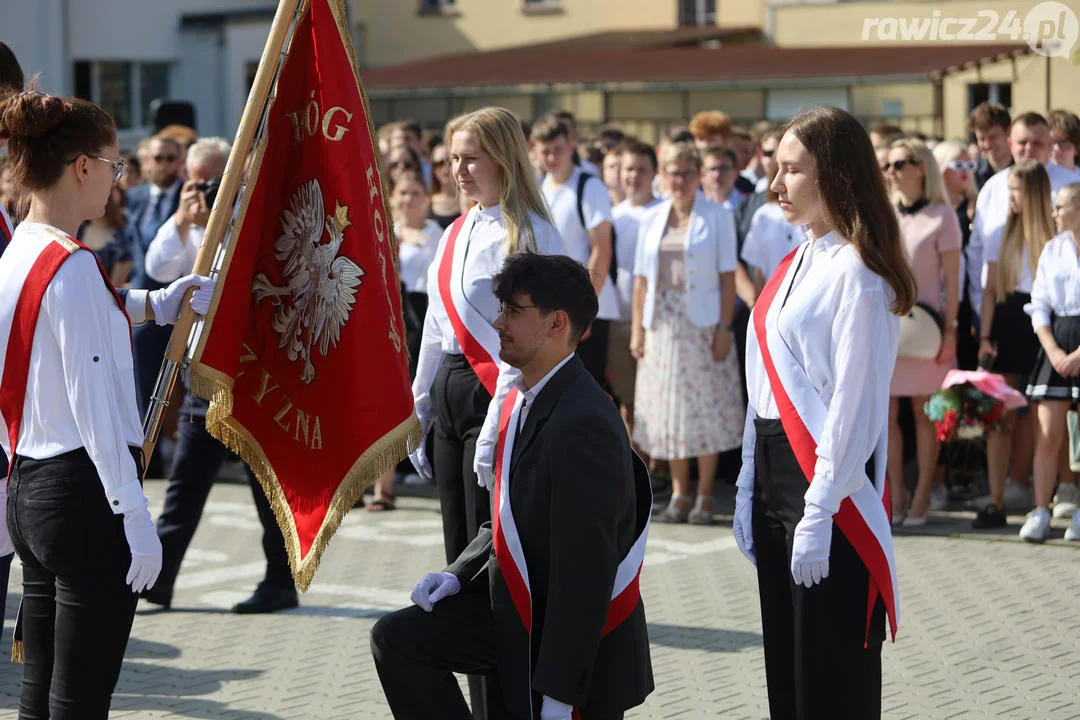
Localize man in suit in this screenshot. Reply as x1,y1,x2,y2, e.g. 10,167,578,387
125,135,184,476
371,253,654,720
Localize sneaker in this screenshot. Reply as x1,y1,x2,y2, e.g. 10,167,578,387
1018,507,1051,543
1065,510,1080,542
1052,482,1080,520
930,484,948,511
971,478,1034,513
972,503,1007,529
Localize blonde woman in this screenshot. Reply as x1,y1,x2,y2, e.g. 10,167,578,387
883,138,962,525
975,161,1056,530
1023,182,1080,541
410,107,564,563
631,142,742,524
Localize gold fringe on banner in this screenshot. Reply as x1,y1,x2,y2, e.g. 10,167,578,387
11,640,22,664
189,368,422,591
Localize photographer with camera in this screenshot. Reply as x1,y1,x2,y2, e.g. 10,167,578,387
145,137,227,283
139,136,300,614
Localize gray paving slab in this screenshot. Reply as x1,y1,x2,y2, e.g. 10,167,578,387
0,479,1076,719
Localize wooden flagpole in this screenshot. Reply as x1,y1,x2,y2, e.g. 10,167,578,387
141,0,308,472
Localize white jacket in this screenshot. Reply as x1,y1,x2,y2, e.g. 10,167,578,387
633,195,737,330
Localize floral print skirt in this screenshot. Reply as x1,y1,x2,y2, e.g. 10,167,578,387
633,288,745,460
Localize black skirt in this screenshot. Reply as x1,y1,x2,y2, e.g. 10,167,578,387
989,292,1039,375
1026,315,1080,402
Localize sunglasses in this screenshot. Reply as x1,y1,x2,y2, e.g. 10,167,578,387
946,160,976,172
761,149,775,158
153,154,178,163
881,159,916,172
433,159,448,167
391,160,417,169
65,154,127,183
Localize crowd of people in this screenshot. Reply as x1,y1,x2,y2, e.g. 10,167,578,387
362,102,1080,546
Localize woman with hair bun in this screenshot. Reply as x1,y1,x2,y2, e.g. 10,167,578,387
0,87,214,718
733,106,916,719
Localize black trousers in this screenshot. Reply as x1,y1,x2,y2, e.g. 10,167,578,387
370,594,624,720
751,417,885,720
577,318,611,388
432,355,493,564
156,400,292,593
6,448,141,720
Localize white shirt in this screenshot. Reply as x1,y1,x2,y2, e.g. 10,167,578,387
146,218,203,283
542,167,620,320
412,204,564,429
723,188,746,214
0,223,151,517
1027,230,1080,330
968,162,1079,308
516,352,575,430
396,219,442,294
741,202,802,281
611,198,660,321
739,231,898,513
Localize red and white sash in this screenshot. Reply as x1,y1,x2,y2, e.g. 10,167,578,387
0,226,130,467
752,245,899,642
436,212,501,395
0,207,13,248
491,387,649,637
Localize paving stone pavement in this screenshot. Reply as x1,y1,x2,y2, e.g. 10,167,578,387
0,478,1078,719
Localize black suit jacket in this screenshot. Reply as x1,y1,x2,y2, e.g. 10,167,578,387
125,181,181,290
447,356,654,718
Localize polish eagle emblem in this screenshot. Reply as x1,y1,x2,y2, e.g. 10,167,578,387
252,179,365,383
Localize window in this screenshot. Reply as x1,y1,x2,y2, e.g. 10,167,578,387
419,0,454,14
72,60,171,130
967,83,1011,113
679,0,716,26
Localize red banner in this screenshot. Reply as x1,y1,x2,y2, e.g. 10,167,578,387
189,0,419,590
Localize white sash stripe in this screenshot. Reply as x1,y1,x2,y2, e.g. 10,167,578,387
498,391,531,595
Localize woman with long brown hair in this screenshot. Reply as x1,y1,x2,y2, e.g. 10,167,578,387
0,88,213,718
976,160,1056,535
732,106,915,719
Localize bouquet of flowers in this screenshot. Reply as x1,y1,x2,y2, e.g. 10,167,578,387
923,370,1028,443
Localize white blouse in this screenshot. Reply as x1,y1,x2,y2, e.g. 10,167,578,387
396,219,442,294
1027,230,1080,330
738,231,899,513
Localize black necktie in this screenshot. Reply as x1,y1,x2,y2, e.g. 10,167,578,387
517,397,527,437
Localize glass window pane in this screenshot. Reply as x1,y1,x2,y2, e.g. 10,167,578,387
97,61,132,129
141,62,170,127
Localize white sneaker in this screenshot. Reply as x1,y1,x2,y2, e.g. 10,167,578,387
1019,507,1051,543
1065,510,1080,542
930,484,948,511
1052,482,1080,520
971,478,1034,513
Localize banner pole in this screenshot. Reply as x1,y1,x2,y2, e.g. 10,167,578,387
140,0,307,474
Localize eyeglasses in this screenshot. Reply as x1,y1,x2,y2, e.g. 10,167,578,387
881,159,915,172
497,302,543,318
153,154,178,163
946,160,977,172
666,170,698,181
761,149,775,158
65,155,127,183
705,165,734,174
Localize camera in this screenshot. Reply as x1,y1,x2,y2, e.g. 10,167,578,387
195,176,221,209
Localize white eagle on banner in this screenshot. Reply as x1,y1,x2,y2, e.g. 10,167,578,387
252,179,365,383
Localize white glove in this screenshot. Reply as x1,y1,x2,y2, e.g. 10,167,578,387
732,485,755,565
190,283,215,316
122,504,163,594
149,274,216,325
540,696,573,720
410,572,460,612
409,444,433,483
474,450,494,491
790,500,833,588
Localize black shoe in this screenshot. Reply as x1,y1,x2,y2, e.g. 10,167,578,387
139,585,173,609
972,503,1007,529
231,585,299,614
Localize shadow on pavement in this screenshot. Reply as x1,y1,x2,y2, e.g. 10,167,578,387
647,622,761,652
